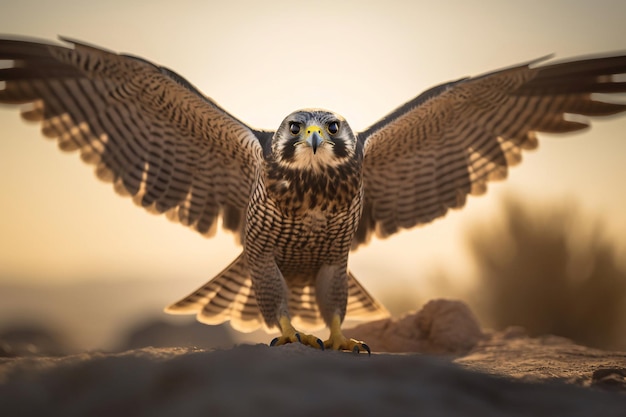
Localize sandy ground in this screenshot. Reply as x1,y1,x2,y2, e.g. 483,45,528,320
1,300,625,416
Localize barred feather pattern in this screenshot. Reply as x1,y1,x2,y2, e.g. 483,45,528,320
0,37,263,239
166,254,388,332
240,140,390,329
354,54,626,248
165,254,264,332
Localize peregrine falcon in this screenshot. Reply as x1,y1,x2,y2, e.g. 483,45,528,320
1,37,625,353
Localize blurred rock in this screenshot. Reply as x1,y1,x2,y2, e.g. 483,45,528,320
117,318,235,351
0,324,72,357
346,299,484,354
591,368,626,392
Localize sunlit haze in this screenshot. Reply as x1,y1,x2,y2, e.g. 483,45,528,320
1,0,625,338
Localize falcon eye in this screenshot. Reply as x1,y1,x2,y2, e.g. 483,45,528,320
327,121,339,135
289,122,301,135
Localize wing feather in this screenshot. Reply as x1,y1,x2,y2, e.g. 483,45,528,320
0,36,269,241
355,53,626,248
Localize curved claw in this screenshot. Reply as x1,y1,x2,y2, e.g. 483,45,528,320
317,338,325,350
352,343,371,356
324,315,372,354
324,334,372,355
269,331,324,350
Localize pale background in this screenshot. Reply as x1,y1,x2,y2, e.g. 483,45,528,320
0,0,625,350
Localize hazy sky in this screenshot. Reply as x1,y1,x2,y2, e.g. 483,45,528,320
1,0,625,304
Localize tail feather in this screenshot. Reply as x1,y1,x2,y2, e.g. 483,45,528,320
288,270,390,331
288,284,325,331
166,255,389,333
345,270,390,321
165,253,265,333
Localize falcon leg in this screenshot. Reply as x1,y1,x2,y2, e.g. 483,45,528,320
270,316,324,349
323,314,371,355
315,265,371,354
249,260,323,350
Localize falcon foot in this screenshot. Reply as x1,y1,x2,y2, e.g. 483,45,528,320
324,314,371,355
270,316,324,349
323,335,371,355
270,332,324,350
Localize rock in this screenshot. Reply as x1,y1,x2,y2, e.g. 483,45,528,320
345,299,484,354
455,329,626,390
1,344,626,417
2,299,626,415
0,325,72,357
591,368,626,392
117,318,235,351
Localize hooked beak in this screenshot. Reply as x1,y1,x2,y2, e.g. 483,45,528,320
305,125,324,154
307,132,322,154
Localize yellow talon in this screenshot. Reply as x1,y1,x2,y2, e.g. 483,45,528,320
323,315,371,355
269,316,324,349
269,315,370,354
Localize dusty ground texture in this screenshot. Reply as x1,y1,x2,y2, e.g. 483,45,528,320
1,300,625,416
346,299,626,391
456,328,626,391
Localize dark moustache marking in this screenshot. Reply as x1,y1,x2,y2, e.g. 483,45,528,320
333,137,349,158
280,136,300,162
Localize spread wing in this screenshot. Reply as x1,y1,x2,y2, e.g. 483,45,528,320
0,36,271,241
354,53,626,249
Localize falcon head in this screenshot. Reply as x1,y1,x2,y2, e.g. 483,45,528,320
271,109,360,172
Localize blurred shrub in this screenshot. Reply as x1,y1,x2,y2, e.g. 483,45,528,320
466,195,626,350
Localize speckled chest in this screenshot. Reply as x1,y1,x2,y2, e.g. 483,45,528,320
244,161,363,275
